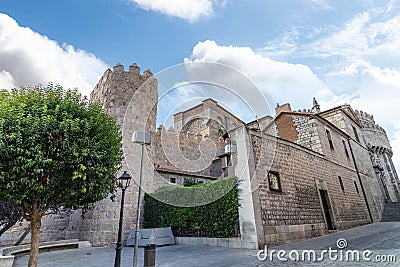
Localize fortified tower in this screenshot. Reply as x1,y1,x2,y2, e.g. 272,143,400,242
90,63,157,127
355,110,400,202
66,63,158,245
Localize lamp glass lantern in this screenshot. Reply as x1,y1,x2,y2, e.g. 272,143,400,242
118,171,131,190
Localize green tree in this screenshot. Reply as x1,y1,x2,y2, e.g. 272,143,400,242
0,85,122,267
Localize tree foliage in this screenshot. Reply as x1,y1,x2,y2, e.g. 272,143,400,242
0,85,122,266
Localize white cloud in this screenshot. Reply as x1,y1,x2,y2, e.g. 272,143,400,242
0,70,16,89
156,40,329,126
305,8,400,63
261,28,299,58
309,0,333,11
0,13,107,96
296,3,400,170
299,3,400,72
131,0,213,22
184,40,327,112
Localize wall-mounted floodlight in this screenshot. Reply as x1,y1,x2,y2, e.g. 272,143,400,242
132,130,151,145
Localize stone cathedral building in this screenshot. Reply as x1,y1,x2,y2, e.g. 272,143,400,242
1,63,399,249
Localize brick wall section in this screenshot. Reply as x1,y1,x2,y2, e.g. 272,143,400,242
275,113,298,142
275,103,292,116
250,133,370,246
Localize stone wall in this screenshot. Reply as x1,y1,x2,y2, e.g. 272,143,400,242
316,109,385,222
154,170,214,187
348,139,386,222
65,63,159,246
0,212,71,247
355,110,391,149
294,115,323,154
1,65,395,249
249,132,370,247
355,110,400,202
174,98,244,132
153,126,227,179
321,107,360,139
264,121,278,137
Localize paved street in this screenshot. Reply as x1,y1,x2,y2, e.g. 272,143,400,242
13,222,400,266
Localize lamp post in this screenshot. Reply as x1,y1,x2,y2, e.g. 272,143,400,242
114,171,132,267
132,130,151,267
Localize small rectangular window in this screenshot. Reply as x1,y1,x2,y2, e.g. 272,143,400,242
352,126,360,143
326,129,334,150
342,140,349,158
268,171,282,192
354,181,360,195
169,177,176,184
338,176,345,193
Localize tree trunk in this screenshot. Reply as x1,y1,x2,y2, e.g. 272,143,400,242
28,215,41,267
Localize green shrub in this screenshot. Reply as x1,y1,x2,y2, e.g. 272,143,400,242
143,176,239,238
183,177,198,187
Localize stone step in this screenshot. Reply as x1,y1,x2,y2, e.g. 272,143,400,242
383,211,400,214
381,202,400,222
383,210,400,212
381,216,400,219
381,218,400,222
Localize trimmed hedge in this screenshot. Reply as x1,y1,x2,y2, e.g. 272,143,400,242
143,177,239,238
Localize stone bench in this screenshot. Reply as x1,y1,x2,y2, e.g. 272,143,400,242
0,239,91,266
126,227,175,247
0,255,14,267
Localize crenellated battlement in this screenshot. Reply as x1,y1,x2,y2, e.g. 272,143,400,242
355,110,386,132
90,63,155,105
90,63,157,125
355,110,391,154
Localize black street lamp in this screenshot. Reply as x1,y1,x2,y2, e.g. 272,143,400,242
114,171,132,267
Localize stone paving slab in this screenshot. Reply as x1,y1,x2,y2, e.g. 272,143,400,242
12,222,400,267
12,245,260,267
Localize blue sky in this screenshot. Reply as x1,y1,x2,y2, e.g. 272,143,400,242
1,0,400,168
1,0,386,72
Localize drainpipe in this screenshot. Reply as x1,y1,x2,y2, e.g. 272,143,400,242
347,139,374,223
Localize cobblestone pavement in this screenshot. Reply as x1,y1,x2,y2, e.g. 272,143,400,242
13,222,400,267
